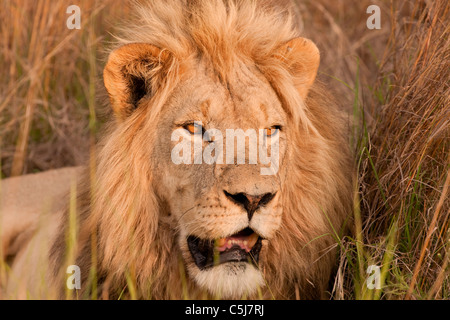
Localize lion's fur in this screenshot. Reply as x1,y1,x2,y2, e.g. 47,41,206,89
3,0,353,299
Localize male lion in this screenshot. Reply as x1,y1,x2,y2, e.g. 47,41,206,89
1,0,353,299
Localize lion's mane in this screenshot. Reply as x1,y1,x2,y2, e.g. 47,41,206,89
50,0,353,299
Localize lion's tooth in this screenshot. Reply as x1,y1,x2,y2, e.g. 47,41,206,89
247,233,258,249
216,238,226,247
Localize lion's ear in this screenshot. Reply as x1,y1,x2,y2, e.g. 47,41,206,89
275,37,320,100
103,43,171,119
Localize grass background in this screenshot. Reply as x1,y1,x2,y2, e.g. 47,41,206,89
0,0,448,299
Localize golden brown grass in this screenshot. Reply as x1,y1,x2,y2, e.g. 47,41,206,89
325,0,449,299
0,0,448,299
0,0,132,177
353,0,449,299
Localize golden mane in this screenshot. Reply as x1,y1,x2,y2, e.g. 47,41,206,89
49,0,353,299
113,0,312,127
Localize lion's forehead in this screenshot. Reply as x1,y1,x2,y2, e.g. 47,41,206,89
166,61,285,128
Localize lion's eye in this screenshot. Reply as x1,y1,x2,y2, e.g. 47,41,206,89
265,126,281,137
184,122,203,135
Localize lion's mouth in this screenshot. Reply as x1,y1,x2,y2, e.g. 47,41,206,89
187,227,263,270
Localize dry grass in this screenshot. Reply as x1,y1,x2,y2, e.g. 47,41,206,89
0,0,448,299
324,0,449,299
351,0,449,299
0,0,132,176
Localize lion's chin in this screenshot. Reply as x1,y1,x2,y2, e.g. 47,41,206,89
192,262,264,299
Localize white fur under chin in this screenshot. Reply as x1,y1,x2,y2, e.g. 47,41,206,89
194,262,264,299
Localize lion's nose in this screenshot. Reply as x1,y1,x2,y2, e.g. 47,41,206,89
224,190,276,220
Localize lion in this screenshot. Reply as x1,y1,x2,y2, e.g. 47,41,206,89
1,0,353,299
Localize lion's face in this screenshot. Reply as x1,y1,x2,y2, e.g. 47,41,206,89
152,62,287,298
102,17,329,297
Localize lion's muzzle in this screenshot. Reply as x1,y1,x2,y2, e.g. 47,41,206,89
187,227,263,270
